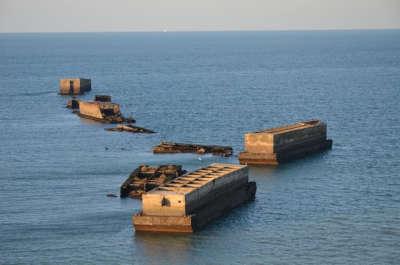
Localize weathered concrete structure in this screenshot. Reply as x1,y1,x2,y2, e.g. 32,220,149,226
153,142,233,157
133,163,256,233
238,120,332,165
66,95,111,110
77,100,134,123
120,165,187,199
59,78,91,95
106,124,155,134
66,98,80,110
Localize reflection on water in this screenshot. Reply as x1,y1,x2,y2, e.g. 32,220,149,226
248,165,278,189
78,116,108,127
249,165,277,178
134,233,193,265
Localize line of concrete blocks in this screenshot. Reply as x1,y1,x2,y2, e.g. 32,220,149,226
132,120,333,233
58,78,333,234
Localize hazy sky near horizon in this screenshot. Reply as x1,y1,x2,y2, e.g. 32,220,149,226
1,0,399,32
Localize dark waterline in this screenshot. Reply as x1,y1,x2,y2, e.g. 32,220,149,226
0,30,399,265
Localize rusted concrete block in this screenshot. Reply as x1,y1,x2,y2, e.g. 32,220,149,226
120,165,186,199
59,78,91,95
239,120,332,165
153,142,233,157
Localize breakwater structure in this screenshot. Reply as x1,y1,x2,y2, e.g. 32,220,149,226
74,96,134,123
238,120,332,165
67,95,111,109
59,78,91,95
106,124,155,134
153,142,233,157
133,163,256,233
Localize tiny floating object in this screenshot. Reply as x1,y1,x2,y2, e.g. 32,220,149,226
59,78,91,95
106,193,118,197
153,142,233,157
106,124,155,134
120,165,187,199
133,163,256,233
238,120,333,165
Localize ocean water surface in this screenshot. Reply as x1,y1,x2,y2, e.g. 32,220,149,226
0,30,399,264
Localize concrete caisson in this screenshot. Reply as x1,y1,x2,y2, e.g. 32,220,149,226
77,100,134,123
133,163,256,233
59,78,91,95
238,120,332,165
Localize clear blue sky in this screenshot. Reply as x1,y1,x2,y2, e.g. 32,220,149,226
1,0,399,33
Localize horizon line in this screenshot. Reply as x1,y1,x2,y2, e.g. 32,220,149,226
1,27,400,34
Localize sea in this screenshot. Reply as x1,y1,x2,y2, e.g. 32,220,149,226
0,30,399,265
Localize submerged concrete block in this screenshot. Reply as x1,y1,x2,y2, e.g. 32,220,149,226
76,99,134,123
120,165,186,199
153,142,233,157
94,95,111,102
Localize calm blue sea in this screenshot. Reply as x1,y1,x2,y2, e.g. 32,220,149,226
0,30,399,265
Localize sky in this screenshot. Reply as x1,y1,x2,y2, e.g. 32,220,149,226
0,0,399,33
